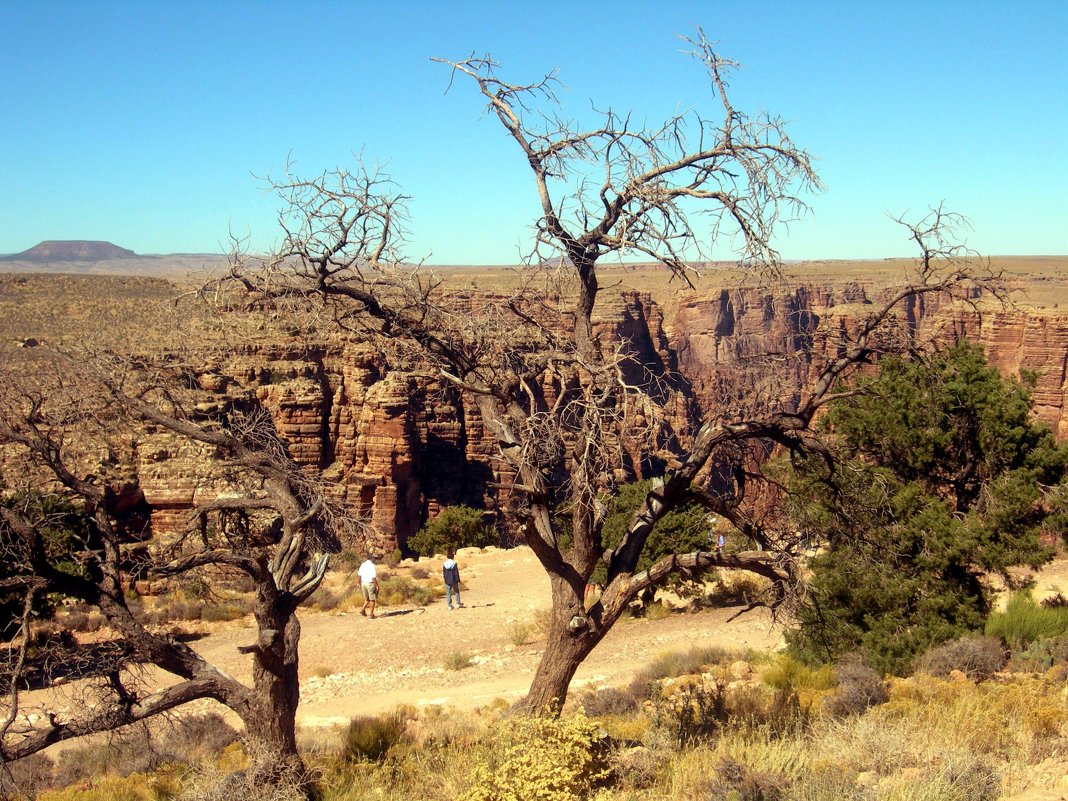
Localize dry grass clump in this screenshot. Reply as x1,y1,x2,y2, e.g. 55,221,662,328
574,686,641,718
344,709,410,762
443,651,473,671
635,644,738,684
913,635,1007,681
531,607,552,636
505,620,533,646
823,655,888,718
126,586,256,627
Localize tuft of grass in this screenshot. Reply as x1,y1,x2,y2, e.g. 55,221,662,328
644,601,673,621
574,686,640,718
636,645,735,684
344,710,409,762
443,651,473,671
200,598,254,622
762,654,836,694
986,591,1068,651
531,608,552,636
309,585,342,612
506,620,533,646
312,665,337,679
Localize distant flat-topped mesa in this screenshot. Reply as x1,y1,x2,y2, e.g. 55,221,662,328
2,240,138,261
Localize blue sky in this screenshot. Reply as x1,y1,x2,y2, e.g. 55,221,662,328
2,1,1065,262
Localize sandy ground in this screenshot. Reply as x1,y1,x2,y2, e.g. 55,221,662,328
186,547,1068,728
187,546,782,727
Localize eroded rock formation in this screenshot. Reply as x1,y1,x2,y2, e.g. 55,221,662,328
132,284,1068,552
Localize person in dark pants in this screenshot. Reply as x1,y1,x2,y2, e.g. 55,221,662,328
443,549,463,609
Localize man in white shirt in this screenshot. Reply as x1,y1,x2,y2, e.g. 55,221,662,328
357,553,379,619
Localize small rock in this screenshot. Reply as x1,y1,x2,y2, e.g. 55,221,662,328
730,660,752,679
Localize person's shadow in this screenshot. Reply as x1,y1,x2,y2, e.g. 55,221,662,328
374,608,424,618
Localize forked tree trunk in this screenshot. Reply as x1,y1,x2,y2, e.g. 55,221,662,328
521,575,605,715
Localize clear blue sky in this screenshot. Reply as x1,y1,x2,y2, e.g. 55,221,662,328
2,0,1065,262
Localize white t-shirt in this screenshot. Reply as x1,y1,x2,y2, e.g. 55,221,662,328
358,560,377,583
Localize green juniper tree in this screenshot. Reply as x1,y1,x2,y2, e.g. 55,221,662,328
788,341,1068,673
409,505,497,557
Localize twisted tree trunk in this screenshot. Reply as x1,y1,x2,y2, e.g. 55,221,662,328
520,575,604,715
242,595,306,783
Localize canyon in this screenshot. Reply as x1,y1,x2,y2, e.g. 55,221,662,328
3,264,1068,552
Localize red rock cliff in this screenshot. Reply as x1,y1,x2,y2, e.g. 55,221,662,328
135,285,1068,550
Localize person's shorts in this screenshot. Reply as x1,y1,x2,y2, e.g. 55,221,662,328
361,584,377,601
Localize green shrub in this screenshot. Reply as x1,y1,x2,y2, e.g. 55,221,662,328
582,479,712,592
377,575,434,607
0,493,96,634
344,710,408,762
460,712,609,801
787,343,1066,674
178,574,211,601
913,635,1007,680
985,591,1068,650
409,505,496,557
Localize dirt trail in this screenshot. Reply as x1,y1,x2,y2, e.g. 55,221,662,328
191,546,782,726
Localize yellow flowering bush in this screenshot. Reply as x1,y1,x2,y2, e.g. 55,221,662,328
460,712,610,801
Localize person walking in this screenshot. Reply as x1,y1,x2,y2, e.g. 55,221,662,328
357,553,379,619
443,549,463,609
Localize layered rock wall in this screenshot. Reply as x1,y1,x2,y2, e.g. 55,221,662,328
134,286,1068,551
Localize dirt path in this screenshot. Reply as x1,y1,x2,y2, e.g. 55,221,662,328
190,546,783,727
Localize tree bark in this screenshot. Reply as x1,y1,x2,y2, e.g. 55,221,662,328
521,575,604,715
244,607,306,782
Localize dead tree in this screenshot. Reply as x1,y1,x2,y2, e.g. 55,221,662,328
0,357,346,784
215,34,1001,713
